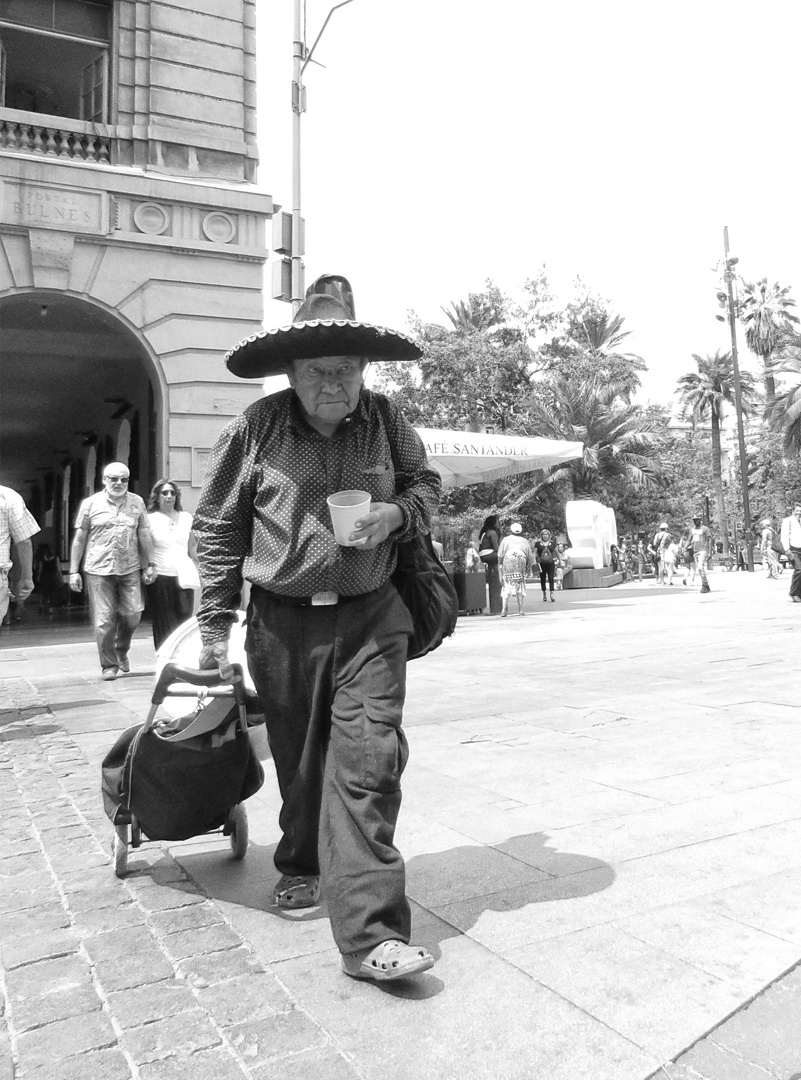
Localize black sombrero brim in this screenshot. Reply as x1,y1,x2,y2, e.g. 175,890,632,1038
225,319,423,379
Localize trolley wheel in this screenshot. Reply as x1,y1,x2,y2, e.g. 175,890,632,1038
228,804,248,860
112,825,129,878
130,819,142,848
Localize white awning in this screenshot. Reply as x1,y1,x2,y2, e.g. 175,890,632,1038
417,428,584,489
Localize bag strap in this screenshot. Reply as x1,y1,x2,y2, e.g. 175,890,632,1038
372,392,401,496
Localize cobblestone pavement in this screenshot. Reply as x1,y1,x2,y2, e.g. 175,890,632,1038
2,570,801,1079
0,667,353,1080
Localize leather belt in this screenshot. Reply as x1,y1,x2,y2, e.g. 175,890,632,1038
253,586,370,608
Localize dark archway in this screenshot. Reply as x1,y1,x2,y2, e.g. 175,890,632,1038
0,289,162,555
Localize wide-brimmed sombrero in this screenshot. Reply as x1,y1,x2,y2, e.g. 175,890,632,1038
225,273,423,379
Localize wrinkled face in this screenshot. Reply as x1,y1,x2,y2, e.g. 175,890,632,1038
287,355,367,429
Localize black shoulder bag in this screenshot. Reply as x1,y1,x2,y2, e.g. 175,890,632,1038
375,396,458,661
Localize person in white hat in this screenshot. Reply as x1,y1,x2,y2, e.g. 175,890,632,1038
759,517,780,579
497,522,534,616
194,275,439,982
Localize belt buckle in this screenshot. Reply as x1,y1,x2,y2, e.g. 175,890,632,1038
311,590,338,606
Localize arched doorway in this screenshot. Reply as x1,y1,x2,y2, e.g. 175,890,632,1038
0,289,164,559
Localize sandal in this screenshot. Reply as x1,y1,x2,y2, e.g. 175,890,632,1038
340,940,435,982
272,874,321,909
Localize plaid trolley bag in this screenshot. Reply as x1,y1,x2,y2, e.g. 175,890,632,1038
102,663,264,877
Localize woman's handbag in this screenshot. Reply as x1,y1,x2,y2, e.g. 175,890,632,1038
176,553,201,591
375,396,459,661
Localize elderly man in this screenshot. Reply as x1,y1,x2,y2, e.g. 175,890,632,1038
780,502,801,603
193,274,441,983
69,463,157,679
0,485,40,625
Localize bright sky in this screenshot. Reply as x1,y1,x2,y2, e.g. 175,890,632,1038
256,1,801,408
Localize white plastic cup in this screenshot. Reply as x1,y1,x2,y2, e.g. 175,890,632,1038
327,489,371,546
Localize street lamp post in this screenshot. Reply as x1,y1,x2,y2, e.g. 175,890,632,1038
721,226,754,571
291,0,355,313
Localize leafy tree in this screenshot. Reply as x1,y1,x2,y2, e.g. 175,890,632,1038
511,375,663,505
746,427,801,519
739,278,799,403
373,286,534,433
606,405,715,538
675,351,757,554
766,328,801,455
534,288,647,400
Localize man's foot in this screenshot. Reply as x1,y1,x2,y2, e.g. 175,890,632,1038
791,596,801,603
102,668,118,681
117,655,130,673
542,595,547,602
550,594,555,602
340,940,435,982
272,874,321,909
700,585,711,594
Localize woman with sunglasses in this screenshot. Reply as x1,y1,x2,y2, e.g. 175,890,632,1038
145,478,199,649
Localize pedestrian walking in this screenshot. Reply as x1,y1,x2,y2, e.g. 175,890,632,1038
780,502,801,603
146,478,199,649
652,522,670,584
760,518,780,580
689,514,712,594
635,537,648,582
193,273,440,983
478,514,502,615
679,528,696,585
535,528,559,602
69,463,157,679
497,522,533,617
662,536,679,585
0,485,40,626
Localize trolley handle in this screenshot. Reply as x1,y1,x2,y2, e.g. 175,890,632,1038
151,662,245,706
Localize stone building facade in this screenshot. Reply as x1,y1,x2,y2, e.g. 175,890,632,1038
0,0,272,556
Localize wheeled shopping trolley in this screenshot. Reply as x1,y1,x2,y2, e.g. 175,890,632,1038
101,663,264,877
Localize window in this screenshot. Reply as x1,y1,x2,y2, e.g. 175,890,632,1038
0,0,110,121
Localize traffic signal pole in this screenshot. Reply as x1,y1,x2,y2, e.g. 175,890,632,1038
291,0,355,314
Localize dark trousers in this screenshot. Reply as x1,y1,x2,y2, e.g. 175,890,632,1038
539,563,555,593
485,562,502,614
789,547,801,599
246,582,414,955
147,575,194,650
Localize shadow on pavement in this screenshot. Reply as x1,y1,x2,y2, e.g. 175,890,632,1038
144,829,614,943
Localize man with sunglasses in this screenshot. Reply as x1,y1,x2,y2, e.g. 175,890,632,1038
69,463,157,679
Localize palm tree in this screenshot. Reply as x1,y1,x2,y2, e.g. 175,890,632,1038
766,329,801,454
675,351,757,554
516,375,663,503
739,278,798,403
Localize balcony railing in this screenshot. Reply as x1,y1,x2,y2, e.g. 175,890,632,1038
0,110,111,164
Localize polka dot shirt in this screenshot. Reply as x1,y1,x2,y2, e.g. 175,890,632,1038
193,388,441,643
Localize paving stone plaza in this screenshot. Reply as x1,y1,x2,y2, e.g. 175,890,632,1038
1,569,800,1079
